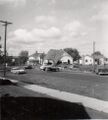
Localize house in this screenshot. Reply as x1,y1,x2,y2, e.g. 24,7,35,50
27,51,45,65
44,49,73,65
92,53,105,65
79,55,93,65
79,54,108,66
104,57,108,65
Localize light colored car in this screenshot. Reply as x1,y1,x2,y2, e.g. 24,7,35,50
40,65,51,71
40,65,60,72
11,67,26,74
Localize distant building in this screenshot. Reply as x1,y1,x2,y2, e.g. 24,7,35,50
79,54,108,65
44,49,73,65
27,51,45,65
92,53,105,65
104,57,108,65
79,55,93,65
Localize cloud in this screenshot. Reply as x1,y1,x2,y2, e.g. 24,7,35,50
64,21,81,32
52,0,56,4
32,27,61,39
7,27,62,55
63,20,84,38
91,13,108,21
0,0,26,6
8,27,62,44
91,3,108,21
35,15,57,25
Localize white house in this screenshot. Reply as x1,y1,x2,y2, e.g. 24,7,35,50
79,55,93,65
104,58,108,64
44,49,73,65
60,52,73,64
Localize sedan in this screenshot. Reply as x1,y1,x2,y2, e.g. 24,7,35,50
11,67,26,74
95,67,108,75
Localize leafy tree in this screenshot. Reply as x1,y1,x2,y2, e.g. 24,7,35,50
40,52,46,64
19,50,29,65
92,51,103,65
40,52,46,60
92,51,103,56
64,48,81,61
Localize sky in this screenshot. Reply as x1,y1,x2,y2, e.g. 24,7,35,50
0,0,108,57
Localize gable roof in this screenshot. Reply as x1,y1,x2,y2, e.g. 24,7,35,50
44,49,72,64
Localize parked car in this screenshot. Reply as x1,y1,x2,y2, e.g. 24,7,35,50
24,65,33,69
40,65,59,72
95,67,108,75
11,67,26,74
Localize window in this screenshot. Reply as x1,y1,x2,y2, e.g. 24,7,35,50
85,59,88,62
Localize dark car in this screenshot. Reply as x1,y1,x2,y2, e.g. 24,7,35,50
95,67,108,75
24,65,33,69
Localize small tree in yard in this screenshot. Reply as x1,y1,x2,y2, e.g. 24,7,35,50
40,53,46,64
92,51,104,65
19,50,29,65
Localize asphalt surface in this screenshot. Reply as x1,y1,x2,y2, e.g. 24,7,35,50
2,68,108,101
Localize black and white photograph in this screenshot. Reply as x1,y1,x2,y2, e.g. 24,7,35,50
0,0,108,119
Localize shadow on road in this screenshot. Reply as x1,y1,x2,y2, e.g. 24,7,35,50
1,96,90,120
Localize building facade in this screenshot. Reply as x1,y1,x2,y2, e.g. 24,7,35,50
79,55,93,65
44,49,73,65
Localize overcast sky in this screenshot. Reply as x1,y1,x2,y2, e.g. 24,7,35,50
0,0,108,57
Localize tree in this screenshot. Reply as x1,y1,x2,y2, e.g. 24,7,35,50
19,50,29,65
64,48,81,61
92,51,103,56
40,52,46,64
40,52,46,60
92,51,103,65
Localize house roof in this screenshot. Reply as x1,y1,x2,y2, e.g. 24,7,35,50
44,49,72,64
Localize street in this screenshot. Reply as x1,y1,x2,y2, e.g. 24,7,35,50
4,68,108,101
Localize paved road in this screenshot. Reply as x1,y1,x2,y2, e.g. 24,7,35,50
3,68,108,101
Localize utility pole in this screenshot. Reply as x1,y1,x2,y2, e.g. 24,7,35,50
0,20,12,77
93,41,95,72
0,36,1,48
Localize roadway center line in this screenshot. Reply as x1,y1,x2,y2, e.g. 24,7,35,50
24,84,108,114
